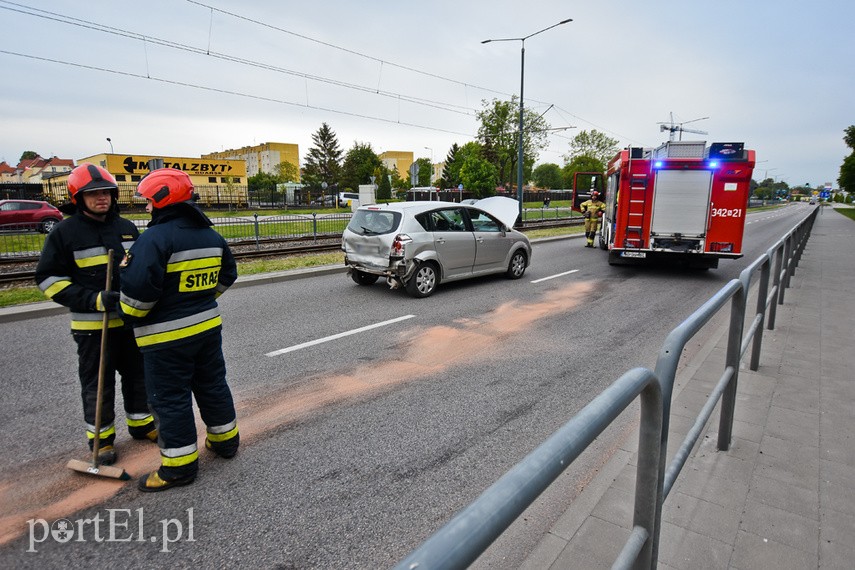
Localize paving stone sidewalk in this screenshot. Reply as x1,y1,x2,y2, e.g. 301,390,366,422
524,207,855,569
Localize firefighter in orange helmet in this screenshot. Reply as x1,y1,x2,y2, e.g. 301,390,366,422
119,168,239,492
580,190,606,248
35,163,156,465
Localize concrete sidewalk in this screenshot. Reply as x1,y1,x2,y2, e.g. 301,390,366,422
523,206,855,569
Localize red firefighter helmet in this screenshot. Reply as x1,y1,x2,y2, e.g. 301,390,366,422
591,190,601,199
67,163,118,204
136,168,194,209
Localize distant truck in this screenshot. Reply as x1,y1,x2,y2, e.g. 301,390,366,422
572,141,756,269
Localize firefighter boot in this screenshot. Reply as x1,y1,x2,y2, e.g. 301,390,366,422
127,413,158,443
137,469,196,493
585,232,595,247
96,445,117,466
206,431,240,459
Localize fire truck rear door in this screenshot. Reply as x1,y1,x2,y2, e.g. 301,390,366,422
650,170,712,237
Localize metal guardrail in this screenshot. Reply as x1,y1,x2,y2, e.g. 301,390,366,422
395,208,818,570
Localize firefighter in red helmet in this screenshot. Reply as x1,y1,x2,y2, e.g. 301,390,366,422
119,168,239,492
35,163,156,465
580,190,606,248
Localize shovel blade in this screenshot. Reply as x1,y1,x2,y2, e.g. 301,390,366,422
66,458,131,481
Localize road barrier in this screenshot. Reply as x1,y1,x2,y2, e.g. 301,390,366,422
395,208,818,570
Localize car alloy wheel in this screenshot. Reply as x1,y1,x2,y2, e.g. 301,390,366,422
406,262,438,298
507,250,527,279
41,218,60,233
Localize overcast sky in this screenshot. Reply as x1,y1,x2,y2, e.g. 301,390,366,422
1,0,851,187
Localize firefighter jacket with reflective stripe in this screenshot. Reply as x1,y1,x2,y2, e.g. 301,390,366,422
35,210,139,332
580,199,605,217
119,202,237,352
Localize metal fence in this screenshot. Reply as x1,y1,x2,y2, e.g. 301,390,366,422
394,208,818,570
0,212,354,261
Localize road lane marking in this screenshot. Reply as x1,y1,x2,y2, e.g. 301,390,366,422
530,269,579,284
265,315,416,356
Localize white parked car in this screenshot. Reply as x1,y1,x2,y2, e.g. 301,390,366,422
341,197,531,298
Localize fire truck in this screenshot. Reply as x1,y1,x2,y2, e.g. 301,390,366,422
573,141,755,268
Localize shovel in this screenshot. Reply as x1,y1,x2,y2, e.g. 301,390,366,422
66,249,130,481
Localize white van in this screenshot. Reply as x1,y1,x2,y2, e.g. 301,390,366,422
339,192,360,207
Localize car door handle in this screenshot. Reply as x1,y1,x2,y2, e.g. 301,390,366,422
476,237,485,243
436,237,445,244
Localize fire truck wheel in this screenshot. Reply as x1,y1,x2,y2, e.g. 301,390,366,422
599,233,608,250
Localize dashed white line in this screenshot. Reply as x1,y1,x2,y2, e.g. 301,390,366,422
530,269,579,284
265,315,416,356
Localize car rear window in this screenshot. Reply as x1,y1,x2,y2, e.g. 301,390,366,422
346,210,401,236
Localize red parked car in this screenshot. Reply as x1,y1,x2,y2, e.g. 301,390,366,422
0,199,63,233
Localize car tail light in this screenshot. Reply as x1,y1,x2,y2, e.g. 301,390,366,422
391,233,411,257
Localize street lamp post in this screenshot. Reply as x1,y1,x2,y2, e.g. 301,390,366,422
106,137,113,154
483,18,572,221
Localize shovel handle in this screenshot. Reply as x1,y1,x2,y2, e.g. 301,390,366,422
91,249,114,467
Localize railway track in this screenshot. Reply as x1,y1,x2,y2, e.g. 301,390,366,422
0,219,580,287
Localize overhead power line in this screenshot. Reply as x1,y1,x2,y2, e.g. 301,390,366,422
1,0,642,148
0,49,475,139
0,1,476,116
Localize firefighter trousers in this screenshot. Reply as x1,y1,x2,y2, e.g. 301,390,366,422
584,219,601,245
142,329,239,480
74,328,153,448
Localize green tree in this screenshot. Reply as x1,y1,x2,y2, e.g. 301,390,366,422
459,155,498,198
562,155,605,189
839,126,855,193
439,143,460,189
19,150,39,161
839,154,855,193
340,142,381,192
376,167,392,200
389,166,407,194
274,161,299,183
410,157,432,187
563,130,619,165
844,125,855,151
532,163,563,189
476,97,549,189
302,122,343,192
248,171,281,202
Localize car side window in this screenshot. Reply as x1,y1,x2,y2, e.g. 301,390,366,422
469,210,502,232
414,212,430,231
430,208,467,232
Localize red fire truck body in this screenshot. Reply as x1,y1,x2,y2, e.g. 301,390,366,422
577,141,755,268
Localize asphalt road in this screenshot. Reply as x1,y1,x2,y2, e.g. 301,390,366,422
0,203,815,569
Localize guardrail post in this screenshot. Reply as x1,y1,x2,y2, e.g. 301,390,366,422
631,379,664,570
718,284,746,451
767,244,784,329
779,235,792,304
749,256,771,371
253,213,260,250
312,213,318,243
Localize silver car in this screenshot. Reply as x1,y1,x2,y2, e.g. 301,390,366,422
342,197,531,298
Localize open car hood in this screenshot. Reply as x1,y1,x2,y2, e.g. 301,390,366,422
474,196,519,229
